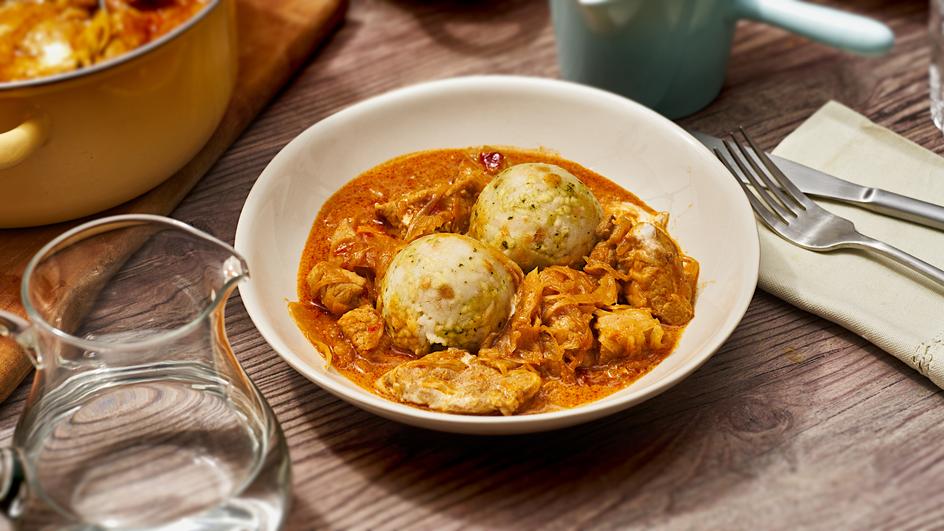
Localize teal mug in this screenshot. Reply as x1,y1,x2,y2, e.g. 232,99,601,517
551,0,894,118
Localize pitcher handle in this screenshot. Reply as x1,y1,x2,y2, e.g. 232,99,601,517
0,448,26,520
734,0,894,56
0,312,40,369
0,324,28,520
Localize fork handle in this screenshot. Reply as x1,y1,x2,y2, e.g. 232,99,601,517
855,236,944,286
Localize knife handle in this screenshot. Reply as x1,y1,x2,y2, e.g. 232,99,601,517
859,189,944,231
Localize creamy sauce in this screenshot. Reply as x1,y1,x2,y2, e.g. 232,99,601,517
291,147,680,414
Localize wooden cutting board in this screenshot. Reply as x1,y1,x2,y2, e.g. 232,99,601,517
0,0,347,402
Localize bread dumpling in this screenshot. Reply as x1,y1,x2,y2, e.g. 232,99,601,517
469,163,602,272
378,233,521,355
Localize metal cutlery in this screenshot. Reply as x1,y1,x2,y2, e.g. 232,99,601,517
714,128,944,287
692,130,944,231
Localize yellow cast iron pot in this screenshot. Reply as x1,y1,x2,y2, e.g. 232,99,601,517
0,0,237,228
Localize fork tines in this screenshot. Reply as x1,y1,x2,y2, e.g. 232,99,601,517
713,127,812,229
711,128,944,285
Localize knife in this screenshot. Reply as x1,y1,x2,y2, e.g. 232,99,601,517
691,130,944,231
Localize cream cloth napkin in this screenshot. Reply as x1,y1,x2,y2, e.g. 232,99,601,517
761,101,944,387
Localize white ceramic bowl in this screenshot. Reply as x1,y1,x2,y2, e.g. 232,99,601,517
235,76,758,435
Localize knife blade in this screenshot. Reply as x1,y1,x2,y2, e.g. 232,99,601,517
691,130,944,231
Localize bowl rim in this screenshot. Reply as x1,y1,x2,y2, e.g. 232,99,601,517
235,75,760,431
0,0,221,92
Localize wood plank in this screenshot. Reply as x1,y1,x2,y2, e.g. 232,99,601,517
0,0,347,401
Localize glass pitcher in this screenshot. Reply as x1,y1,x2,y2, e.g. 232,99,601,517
0,215,291,530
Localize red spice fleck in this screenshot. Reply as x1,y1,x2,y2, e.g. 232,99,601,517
479,151,503,173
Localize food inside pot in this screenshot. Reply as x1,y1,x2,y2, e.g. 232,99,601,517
0,0,209,83
290,147,700,416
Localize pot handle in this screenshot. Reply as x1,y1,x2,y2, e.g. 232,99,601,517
0,117,47,171
733,0,894,56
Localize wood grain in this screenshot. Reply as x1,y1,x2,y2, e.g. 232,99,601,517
0,0,347,402
3,0,944,529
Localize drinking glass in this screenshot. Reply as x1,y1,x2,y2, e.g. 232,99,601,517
0,215,291,530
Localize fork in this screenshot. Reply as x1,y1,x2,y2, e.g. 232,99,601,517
714,127,944,287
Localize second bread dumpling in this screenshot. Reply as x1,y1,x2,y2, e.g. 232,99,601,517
469,163,602,272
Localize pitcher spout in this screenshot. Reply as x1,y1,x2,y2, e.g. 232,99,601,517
9,214,251,366
222,254,250,285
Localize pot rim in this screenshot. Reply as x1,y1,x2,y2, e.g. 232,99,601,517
0,0,222,92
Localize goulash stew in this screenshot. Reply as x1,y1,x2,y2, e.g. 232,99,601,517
290,147,699,415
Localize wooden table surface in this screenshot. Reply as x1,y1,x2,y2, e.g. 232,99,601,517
2,0,943,529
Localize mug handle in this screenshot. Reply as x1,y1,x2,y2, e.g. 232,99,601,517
734,0,894,56
0,117,47,171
